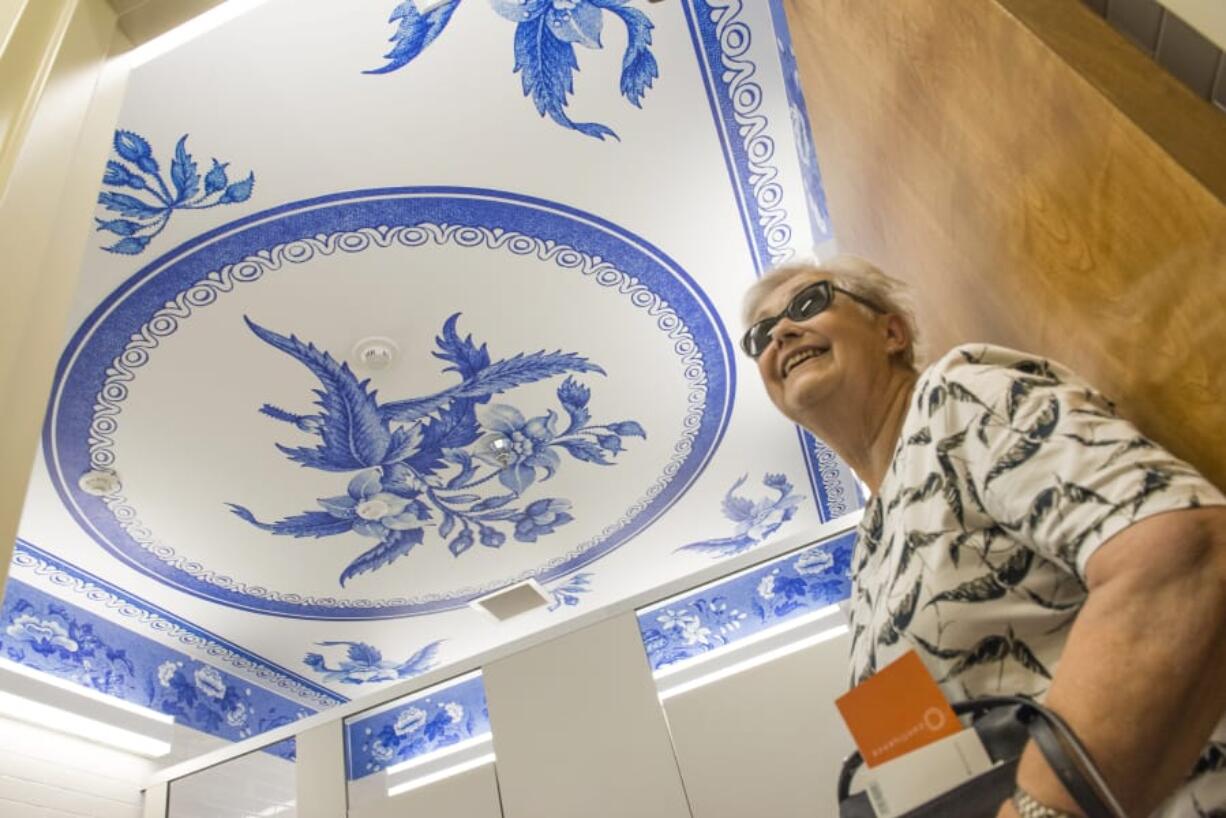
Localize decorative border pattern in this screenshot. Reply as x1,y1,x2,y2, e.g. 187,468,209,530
345,672,490,781
638,529,855,671
47,188,735,619
685,0,794,272
1,577,321,758
686,0,862,522
9,540,344,709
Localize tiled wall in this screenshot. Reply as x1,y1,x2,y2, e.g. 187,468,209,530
1081,0,1226,109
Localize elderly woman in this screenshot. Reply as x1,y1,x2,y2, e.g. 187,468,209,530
742,255,1226,818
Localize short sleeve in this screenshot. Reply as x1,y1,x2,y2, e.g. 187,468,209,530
932,346,1226,581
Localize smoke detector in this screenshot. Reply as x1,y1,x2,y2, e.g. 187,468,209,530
79,470,121,496
351,337,399,371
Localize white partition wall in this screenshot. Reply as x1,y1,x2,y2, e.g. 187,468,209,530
484,612,692,818
661,631,855,818
348,763,502,818
295,724,345,818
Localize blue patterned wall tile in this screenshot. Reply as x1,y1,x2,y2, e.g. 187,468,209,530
1,578,317,752
638,529,855,671
9,540,343,710
344,672,490,780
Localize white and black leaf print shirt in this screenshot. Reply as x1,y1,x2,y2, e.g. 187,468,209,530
848,345,1226,818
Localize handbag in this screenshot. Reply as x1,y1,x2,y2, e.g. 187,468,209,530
837,696,1129,818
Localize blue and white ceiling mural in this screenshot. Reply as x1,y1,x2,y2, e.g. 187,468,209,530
8,0,861,749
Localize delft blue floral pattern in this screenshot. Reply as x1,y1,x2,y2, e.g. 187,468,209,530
640,530,855,671
229,314,644,587
95,130,254,255
346,673,490,780
367,0,659,139
1,581,314,758
547,572,593,611
677,473,804,557
303,640,442,685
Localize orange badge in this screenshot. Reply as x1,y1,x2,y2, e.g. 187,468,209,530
835,650,960,768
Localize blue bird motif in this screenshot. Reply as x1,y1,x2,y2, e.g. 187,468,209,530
677,473,804,558
228,314,644,586
366,0,659,139
303,640,442,685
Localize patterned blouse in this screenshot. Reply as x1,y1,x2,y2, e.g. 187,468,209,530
848,345,1226,817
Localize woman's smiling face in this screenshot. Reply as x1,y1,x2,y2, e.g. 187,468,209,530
752,275,901,424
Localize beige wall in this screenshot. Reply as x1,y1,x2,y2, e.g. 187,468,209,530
0,0,125,601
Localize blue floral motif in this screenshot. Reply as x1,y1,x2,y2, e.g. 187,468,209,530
94,130,255,255
303,640,442,685
3,599,135,695
0,583,317,753
151,657,309,742
677,473,803,557
547,572,593,611
367,0,659,139
228,314,644,586
346,673,491,779
639,531,855,671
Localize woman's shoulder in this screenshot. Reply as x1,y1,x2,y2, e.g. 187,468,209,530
923,343,1071,386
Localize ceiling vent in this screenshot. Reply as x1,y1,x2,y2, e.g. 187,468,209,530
470,580,550,621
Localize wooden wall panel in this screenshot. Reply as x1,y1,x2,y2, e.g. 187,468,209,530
783,0,1226,489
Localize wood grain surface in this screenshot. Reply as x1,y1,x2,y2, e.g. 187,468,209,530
783,0,1226,489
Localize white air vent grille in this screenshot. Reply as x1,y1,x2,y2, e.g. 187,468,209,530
471,580,550,621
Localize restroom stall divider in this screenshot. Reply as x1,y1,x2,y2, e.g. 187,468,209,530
483,612,694,818
141,517,861,817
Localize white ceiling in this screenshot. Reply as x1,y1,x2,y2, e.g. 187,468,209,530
11,0,857,714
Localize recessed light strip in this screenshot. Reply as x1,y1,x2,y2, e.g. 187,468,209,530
657,624,850,702
386,753,498,798
0,690,172,756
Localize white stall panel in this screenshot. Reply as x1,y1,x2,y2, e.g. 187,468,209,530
348,762,502,818
662,632,854,818
484,612,691,818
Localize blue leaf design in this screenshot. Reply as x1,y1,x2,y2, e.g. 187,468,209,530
340,527,424,586
596,1,657,106
98,191,165,220
396,640,443,678
677,534,756,557
366,0,463,74
432,313,491,378
114,130,158,174
468,493,515,512
513,15,618,140
102,161,147,190
95,218,143,236
608,420,645,438
557,438,610,464
204,159,229,195
218,172,255,204
227,504,354,538
448,529,474,556
721,476,753,522
498,463,537,494
243,318,393,470
104,236,153,256
170,135,200,203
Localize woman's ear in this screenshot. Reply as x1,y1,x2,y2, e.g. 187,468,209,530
882,313,910,356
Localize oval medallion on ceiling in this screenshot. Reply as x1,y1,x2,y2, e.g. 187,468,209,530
47,188,734,619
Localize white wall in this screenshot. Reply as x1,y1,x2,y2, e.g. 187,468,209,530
0,715,155,818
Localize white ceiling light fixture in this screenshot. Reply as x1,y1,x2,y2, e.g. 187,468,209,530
351,336,400,372
0,658,174,757
78,469,121,496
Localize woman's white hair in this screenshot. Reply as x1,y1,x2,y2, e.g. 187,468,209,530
741,253,924,370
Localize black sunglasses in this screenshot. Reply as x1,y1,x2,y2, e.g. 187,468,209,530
741,280,883,358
